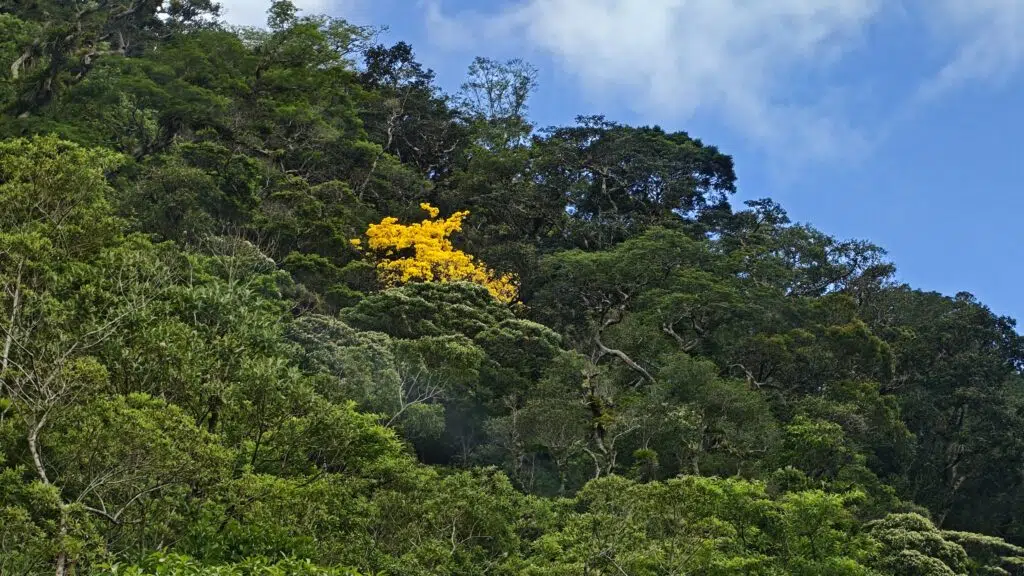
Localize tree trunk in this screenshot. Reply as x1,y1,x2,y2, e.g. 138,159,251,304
28,413,51,485
54,507,69,576
2,262,23,374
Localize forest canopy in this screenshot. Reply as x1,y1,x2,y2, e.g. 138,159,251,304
1,2,1023,575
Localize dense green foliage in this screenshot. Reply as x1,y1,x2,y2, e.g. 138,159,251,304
2,2,1024,575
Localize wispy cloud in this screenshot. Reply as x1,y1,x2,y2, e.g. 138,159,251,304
424,0,884,161
918,0,1024,101
217,1,1024,166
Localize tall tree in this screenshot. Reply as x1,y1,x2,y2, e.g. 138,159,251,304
2,0,219,114
532,115,737,250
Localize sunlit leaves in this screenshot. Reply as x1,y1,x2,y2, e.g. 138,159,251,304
352,203,518,302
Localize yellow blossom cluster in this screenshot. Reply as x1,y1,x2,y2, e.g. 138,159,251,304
351,203,518,303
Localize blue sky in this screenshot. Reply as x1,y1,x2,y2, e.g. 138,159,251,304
221,0,1024,324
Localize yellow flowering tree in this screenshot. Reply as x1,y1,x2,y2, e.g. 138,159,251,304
352,203,518,303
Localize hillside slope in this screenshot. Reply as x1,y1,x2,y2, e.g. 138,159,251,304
1,2,1023,575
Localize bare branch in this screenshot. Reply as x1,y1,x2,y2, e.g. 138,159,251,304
661,320,699,353
588,292,656,385
727,363,780,392
27,412,51,485
84,482,175,525
387,363,445,427
594,337,655,385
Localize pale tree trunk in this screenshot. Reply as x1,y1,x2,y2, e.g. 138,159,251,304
26,414,71,576
2,261,23,373
27,413,50,485
54,511,69,576
357,94,406,200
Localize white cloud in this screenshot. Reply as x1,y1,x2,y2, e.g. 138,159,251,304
211,1,1024,163
919,0,1024,100
217,0,335,28
424,0,884,160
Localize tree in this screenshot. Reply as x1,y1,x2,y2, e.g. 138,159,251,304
860,288,1024,537
531,115,737,249
458,56,537,150
286,313,483,445
868,514,971,575
359,41,467,184
352,203,518,302
2,0,219,113
5,1,1024,572
43,394,231,556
